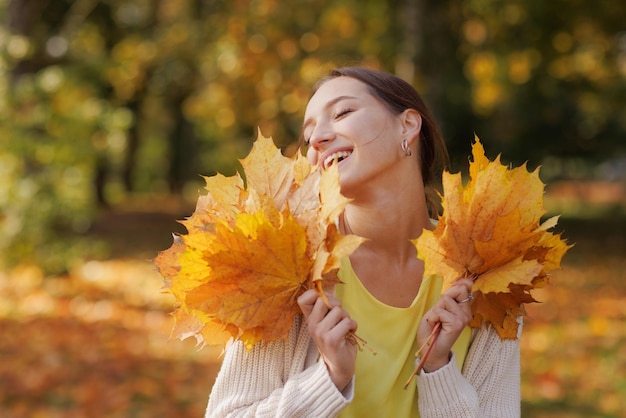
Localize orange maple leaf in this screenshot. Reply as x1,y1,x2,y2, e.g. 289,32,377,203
154,131,364,349
405,136,572,388
413,136,572,339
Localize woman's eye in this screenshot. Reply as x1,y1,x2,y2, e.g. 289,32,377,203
334,109,353,119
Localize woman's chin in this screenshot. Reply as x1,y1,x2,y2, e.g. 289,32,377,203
337,176,357,199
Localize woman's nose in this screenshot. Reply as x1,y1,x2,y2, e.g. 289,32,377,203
308,122,335,150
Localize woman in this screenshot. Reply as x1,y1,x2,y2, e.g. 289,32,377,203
205,67,521,417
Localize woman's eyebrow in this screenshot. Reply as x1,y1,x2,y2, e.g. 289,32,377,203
302,95,358,132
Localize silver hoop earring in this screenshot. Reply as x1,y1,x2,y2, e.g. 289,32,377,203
401,138,412,157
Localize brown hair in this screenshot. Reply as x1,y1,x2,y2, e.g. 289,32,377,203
306,67,449,214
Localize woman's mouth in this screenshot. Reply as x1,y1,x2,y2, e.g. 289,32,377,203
323,151,352,169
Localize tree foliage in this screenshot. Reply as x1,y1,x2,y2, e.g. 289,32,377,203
0,0,623,271
456,0,626,165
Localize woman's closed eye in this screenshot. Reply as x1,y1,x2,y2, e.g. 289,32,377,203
334,109,354,120
302,108,354,146
334,108,353,119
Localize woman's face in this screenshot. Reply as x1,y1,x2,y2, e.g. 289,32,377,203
303,77,405,196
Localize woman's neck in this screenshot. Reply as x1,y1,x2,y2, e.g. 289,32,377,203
341,190,432,264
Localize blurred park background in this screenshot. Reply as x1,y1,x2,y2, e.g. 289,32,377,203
0,0,624,417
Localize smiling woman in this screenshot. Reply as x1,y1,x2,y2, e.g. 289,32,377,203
302,68,447,208
205,67,522,418
303,75,426,206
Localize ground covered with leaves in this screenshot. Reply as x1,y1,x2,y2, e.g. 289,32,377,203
520,217,626,417
0,205,624,417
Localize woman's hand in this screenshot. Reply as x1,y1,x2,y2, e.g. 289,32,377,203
417,278,474,372
297,289,358,392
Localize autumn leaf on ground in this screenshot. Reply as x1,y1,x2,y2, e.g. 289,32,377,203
154,131,364,350
415,136,572,339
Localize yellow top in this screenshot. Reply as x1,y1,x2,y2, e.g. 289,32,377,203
335,257,472,418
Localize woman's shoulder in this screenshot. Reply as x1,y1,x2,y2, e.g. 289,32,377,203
222,313,316,367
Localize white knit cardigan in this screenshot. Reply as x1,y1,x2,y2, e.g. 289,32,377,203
205,314,521,418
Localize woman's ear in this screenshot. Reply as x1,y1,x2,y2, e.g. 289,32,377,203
400,109,422,146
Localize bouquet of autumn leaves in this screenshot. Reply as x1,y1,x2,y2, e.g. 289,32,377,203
405,136,572,386
154,132,364,350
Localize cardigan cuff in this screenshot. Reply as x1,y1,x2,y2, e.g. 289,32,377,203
416,352,478,413
292,360,352,415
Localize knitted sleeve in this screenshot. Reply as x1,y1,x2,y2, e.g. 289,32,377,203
205,315,351,418
416,321,522,418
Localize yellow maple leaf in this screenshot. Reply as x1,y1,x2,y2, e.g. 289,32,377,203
413,136,572,339
154,131,364,349
240,128,296,210
183,207,313,348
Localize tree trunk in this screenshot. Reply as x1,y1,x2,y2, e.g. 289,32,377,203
122,98,141,192
168,96,197,194
400,0,475,163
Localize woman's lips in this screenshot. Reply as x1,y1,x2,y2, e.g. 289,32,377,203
323,150,352,169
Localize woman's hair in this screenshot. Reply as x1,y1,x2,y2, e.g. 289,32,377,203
306,66,449,214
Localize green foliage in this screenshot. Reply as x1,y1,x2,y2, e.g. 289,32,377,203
0,65,118,272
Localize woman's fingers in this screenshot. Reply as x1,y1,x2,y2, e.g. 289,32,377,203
429,293,473,327
417,280,476,372
308,301,356,338
297,289,319,314
431,298,470,327
297,288,357,343
298,289,341,312
318,308,357,342
446,278,474,303
297,288,357,391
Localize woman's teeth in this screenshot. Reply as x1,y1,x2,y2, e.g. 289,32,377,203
324,151,351,168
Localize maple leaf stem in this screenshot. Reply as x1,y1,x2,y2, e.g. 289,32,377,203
403,322,442,389
414,323,441,359
314,280,332,308
345,332,377,354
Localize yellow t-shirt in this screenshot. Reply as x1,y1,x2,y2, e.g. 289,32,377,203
335,257,471,418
